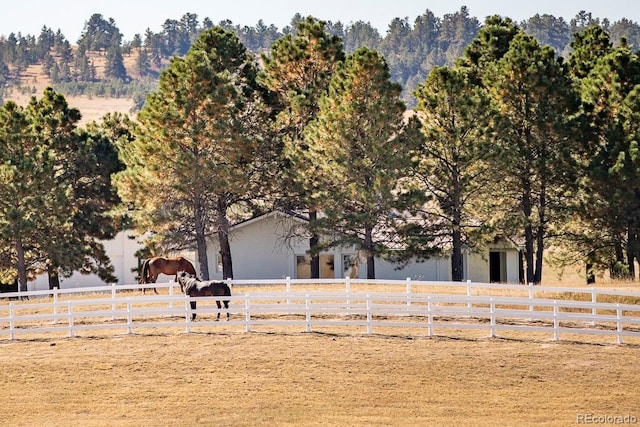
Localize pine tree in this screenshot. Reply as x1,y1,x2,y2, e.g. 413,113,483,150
0,89,123,290
412,65,499,281
576,43,640,279
258,16,345,278
302,47,423,279
115,27,271,280
482,33,580,284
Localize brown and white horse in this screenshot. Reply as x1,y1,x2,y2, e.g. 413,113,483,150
139,256,197,294
176,271,231,320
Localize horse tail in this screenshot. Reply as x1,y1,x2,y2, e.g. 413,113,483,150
186,259,197,276
139,259,150,284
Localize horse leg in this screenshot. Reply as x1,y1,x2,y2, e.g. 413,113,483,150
224,300,230,320
190,300,197,320
215,300,222,321
142,276,155,294
145,276,159,295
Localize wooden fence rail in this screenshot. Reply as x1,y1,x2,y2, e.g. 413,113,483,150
2,278,640,344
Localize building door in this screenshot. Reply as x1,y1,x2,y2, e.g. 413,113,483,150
489,251,506,282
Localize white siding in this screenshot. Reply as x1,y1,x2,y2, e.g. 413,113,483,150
372,257,451,281
206,214,305,280
203,211,522,283
30,230,145,290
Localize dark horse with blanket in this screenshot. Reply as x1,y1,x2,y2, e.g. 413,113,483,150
176,271,231,320
139,256,197,294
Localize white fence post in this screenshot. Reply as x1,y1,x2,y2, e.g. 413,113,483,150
553,301,559,341
426,296,433,337
185,296,191,333
591,288,597,326
53,287,59,324
9,302,15,340
305,294,311,333
489,298,496,338
406,278,412,307
617,304,623,345
345,277,351,314
285,276,291,314
244,294,251,333
366,294,372,334
68,301,74,338
111,284,116,321
528,283,534,313
466,280,472,315
169,280,174,315
126,298,133,334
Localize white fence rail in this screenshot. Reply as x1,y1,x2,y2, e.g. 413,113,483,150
2,278,640,344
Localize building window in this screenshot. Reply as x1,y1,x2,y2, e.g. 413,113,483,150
343,254,358,278
296,254,335,279
296,255,311,279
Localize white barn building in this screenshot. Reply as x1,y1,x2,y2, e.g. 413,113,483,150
27,211,521,291
203,211,522,283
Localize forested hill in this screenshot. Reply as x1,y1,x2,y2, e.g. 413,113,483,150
0,7,638,109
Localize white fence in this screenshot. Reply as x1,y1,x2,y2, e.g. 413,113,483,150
2,278,640,344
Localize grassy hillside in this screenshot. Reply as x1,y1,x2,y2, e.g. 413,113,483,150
4,50,138,125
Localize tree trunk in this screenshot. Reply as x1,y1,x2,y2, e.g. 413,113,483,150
611,240,626,280
47,265,60,290
364,227,375,279
451,226,463,281
15,237,28,292
627,227,637,280
522,185,536,284
195,228,209,280
309,209,320,279
217,198,233,281
218,229,234,280
534,224,544,284
586,251,596,284
194,198,210,280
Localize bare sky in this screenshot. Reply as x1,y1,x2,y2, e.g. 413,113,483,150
2,0,638,42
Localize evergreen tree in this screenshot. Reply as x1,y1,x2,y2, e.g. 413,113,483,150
258,16,345,279
0,102,47,290
411,65,499,281
0,89,123,290
302,47,423,279
343,21,381,53
26,89,124,288
104,41,128,81
575,43,640,279
456,15,520,83
115,27,271,280
568,25,612,81
78,13,121,51
521,14,571,54
483,33,580,284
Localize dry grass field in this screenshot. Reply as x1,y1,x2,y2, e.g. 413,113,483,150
0,329,638,426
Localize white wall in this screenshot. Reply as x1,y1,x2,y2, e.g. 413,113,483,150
30,230,144,290
204,212,522,283
206,213,303,280
371,256,451,281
